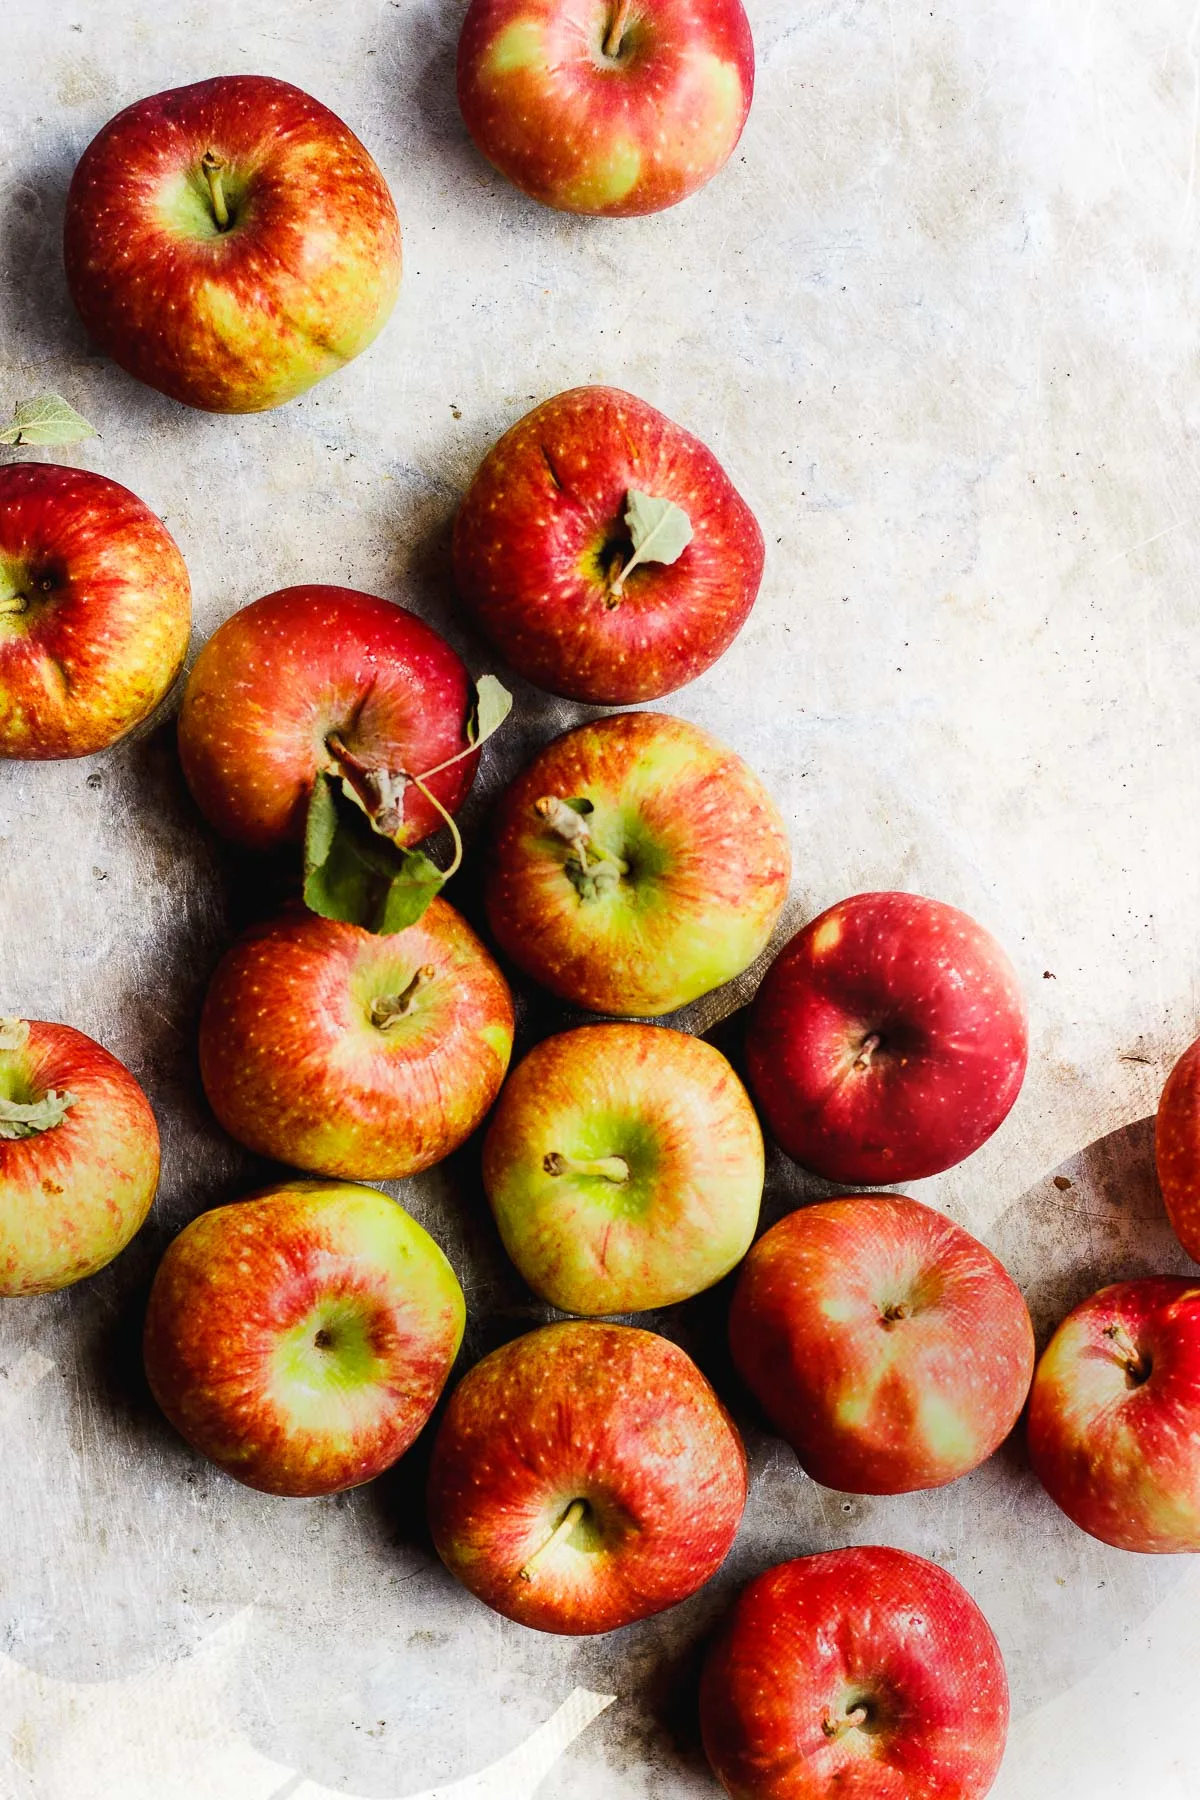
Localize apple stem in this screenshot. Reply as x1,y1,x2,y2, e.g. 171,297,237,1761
534,797,629,876
519,1498,588,1582
821,1703,869,1738
201,150,231,230
0,594,28,616
603,0,634,57
371,964,436,1029
853,1033,882,1071
544,1151,631,1183
1104,1321,1149,1383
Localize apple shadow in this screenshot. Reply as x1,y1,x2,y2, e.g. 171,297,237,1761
0,143,89,373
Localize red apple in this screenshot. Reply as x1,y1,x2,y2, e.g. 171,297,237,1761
746,892,1028,1184
0,463,190,759
143,1178,465,1496
178,585,478,855
1155,1035,1200,1260
729,1194,1034,1494
427,1320,746,1633
1027,1277,1200,1552
64,76,401,413
199,901,514,1180
0,1016,159,1295
457,0,754,217
452,386,764,704
700,1547,1009,1800
483,1021,763,1313
484,711,790,1016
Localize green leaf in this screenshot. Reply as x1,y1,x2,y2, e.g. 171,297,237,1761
622,489,693,573
563,797,594,815
466,673,514,746
303,772,446,933
0,394,98,448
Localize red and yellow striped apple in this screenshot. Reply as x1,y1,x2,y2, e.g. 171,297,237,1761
1154,1035,1200,1260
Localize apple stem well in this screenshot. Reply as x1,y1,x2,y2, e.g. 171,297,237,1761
201,150,231,230
370,965,436,1029
822,1702,870,1739
519,1499,589,1582
1104,1321,1151,1385
543,1151,630,1183
602,0,635,58
853,1033,882,1070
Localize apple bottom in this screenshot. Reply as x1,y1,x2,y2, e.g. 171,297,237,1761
700,1548,1009,1800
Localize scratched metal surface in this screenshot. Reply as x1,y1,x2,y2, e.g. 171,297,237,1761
3,0,1200,1794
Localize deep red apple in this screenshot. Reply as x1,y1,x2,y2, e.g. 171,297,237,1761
484,710,791,1015
452,386,764,704
1027,1277,1200,1552
199,901,514,1180
0,1016,159,1295
457,0,754,216
427,1320,746,1633
700,1547,1010,1800
178,585,478,855
0,463,190,759
746,892,1028,1184
64,76,401,413
729,1194,1034,1494
1155,1035,1200,1260
143,1178,465,1496
482,1021,763,1313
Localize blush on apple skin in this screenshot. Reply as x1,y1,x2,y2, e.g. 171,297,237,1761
0,463,191,760
427,1320,747,1634
199,902,514,1181
729,1194,1034,1495
0,1019,160,1296
484,710,791,1016
64,76,402,414
457,0,755,217
143,1179,466,1498
1155,1036,1200,1260
452,386,764,705
700,1547,1009,1800
178,585,478,853
1027,1277,1200,1553
746,892,1028,1185
482,1021,763,1314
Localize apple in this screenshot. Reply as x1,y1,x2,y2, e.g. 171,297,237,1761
484,711,790,1016
452,386,764,704
746,892,1028,1184
428,1319,746,1633
483,1021,762,1313
0,463,190,759
178,585,478,855
729,1194,1034,1494
700,1546,1009,1800
457,0,754,217
1027,1277,1200,1552
199,901,514,1180
0,1016,159,1296
1155,1035,1200,1260
64,76,401,413
143,1178,465,1496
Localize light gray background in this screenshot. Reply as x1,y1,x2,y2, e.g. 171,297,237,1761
3,0,1200,1794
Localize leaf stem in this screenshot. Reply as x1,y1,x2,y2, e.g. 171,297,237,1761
519,1499,588,1581
201,150,231,230
411,773,463,882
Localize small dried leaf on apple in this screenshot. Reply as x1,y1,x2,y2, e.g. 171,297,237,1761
623,489,693,572
0,1018,31,1050
467,673,514,746
0,394,98,448
303,772,446,934
0,1089,77,1139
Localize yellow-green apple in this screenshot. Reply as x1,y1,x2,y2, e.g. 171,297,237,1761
0,463,190,759
1155,1036,1200,1260
1027,1277,1200,1552
457,0,755,217
0,1017,159,1295
700,1547,1009,1800
64,76,401,413
729,1195,1034,1494
179,584,478,856
199,902,514,1180
484,711,790,1015
746,892,1028,1184
452,386,764,704
143,1179,465,1496
427,1319,746,1633
483,1022,762,1313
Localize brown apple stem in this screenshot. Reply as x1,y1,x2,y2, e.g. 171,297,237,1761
201,150,231,229
853,1033,882,1071
0,594,28,616
534,797,628,874
1104,1321,1149,1382
519,1499,588,1582
603,0,634,57
371,965,436,1029
821,1703,869,1739
544,1151,630,1183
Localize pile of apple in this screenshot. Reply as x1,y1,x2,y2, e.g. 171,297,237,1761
2,14,1199,1800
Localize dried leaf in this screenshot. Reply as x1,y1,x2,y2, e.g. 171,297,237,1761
0,394,98,448
467,673,514,746
622,490,693,574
